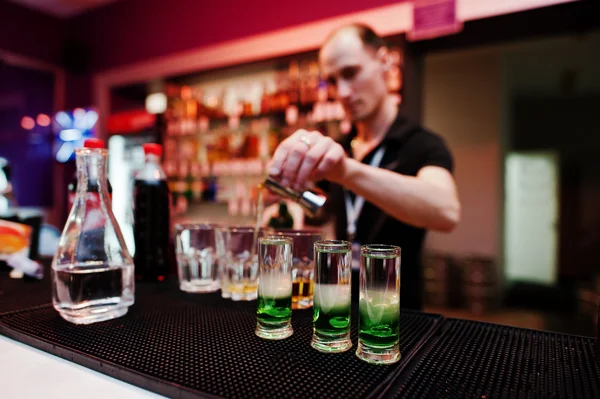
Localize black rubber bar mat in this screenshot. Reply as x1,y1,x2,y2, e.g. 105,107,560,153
0,270,52,316
0,284,442,399
386,318,600,399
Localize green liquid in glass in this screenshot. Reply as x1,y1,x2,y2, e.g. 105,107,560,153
358,291,400,348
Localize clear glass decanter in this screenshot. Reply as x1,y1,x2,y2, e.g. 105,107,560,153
51,146,134,324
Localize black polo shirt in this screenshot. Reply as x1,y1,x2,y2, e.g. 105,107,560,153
324,111,454,310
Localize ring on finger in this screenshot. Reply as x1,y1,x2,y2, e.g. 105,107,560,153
299,135,313,149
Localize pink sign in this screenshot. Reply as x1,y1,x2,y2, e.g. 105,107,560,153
408,0,463,41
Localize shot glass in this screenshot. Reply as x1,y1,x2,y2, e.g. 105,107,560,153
175,223,221,293
356,244,401,365
255,236,294,340
269,229,322,309
226,226,264,301
311,240,352,353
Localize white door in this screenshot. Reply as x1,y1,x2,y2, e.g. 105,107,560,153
504,151,559,285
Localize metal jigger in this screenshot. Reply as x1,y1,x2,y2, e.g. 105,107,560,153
263,176,327,218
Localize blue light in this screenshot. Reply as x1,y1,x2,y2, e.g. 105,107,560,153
53,107,98,162
83,110,99,129
56,142,75,163
59,128,83,142
55,112,72,129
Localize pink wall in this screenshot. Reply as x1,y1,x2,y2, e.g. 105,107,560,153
69,0,406,71
0,0,66,64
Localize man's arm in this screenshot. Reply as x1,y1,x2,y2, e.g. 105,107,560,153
269,129,460,232
338,159,460,232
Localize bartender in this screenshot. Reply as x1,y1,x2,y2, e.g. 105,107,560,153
268,23,461,310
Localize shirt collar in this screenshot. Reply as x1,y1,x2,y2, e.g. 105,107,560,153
341,108,418,152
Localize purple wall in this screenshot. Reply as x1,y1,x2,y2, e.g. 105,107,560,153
0,63,55,206
0,1,61,206
0,0,66,64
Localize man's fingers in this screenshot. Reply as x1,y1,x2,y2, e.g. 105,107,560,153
280,141,309,185
312,145,345,181
293,139,329,189
268,130,309,176
277,130,320,186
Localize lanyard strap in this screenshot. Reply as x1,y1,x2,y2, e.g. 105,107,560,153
344,146,386,240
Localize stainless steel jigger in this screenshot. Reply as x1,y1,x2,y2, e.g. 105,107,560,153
263,176,327,218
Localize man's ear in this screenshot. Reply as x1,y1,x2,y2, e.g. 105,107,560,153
376,47,392,71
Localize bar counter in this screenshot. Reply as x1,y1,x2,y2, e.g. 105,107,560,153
1,268,598,398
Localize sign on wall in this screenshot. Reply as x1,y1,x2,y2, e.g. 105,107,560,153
408,0,463,41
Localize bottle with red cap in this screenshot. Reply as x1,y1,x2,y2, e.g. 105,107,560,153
68,138,112,210
133,143,171,282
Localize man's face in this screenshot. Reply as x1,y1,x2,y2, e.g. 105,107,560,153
319,31,389,122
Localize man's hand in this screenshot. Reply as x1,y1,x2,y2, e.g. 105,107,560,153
268,129,347,190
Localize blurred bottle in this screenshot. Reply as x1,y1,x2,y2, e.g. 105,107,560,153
261,82,273,114
163,160,178,195
133,143,171,282
169,85,186,120
181,86,198,120
52,144,134,324
184,162,194,203
267,201,294,229
189,162,203,203
307,61,320,104
68,139,112,211
288,60,300,105
171,161,188,204
202,163,217,202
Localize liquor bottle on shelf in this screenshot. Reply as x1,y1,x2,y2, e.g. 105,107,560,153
164,160,178,195
181,86,198,120
184,162,194,203
299,60,309,105
288,60,300,105
267,201,294,229
172,161,189,203
189,162,203,204
307,61,320,104
165,84,181,121
202,163,217,202
169,88,186,121
273,73,290,112
243,120,260,158
260,82,272,114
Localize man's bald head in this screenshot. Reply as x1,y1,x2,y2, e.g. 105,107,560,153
318,23,392,122
322,23,387,54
